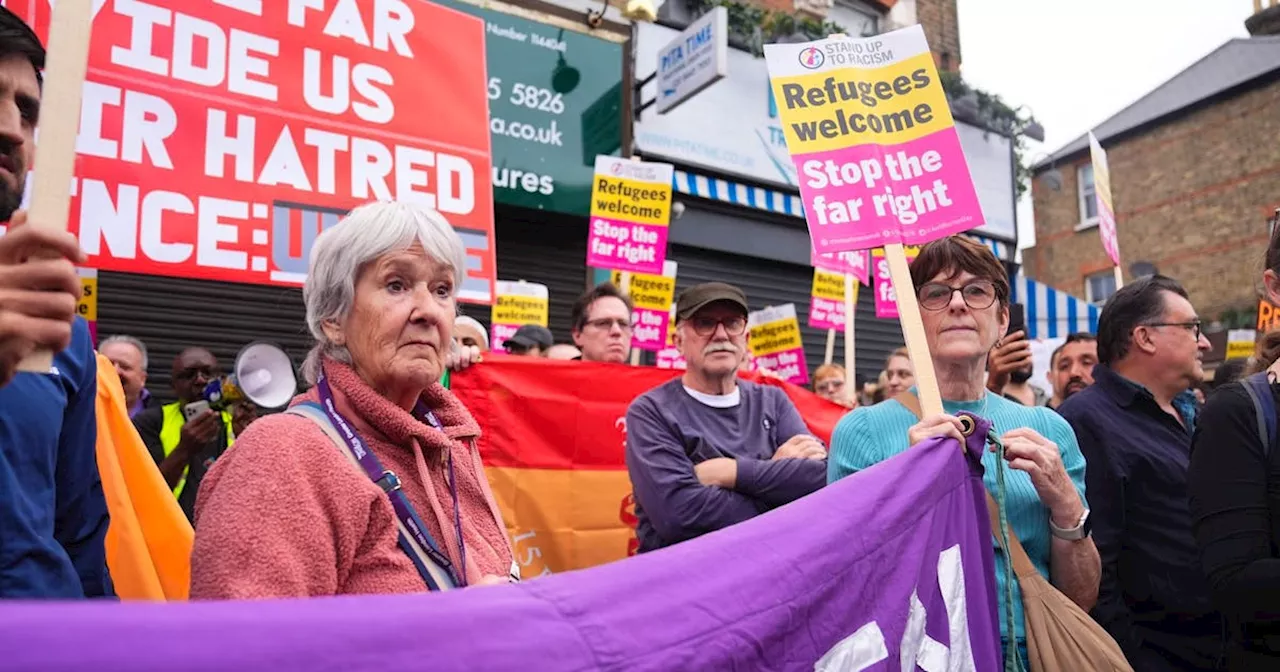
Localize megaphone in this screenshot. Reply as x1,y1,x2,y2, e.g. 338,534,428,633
202,342,298,410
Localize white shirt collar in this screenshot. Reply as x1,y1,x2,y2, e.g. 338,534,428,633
683,385,741,408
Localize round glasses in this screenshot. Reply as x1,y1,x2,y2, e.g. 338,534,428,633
918,281,999,312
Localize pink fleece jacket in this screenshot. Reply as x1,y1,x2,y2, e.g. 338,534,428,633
190,359,512,599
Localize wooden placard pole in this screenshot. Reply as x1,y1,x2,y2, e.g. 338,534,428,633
17,0,95,373
843,273,856,389
1113,264,1124,290
823,329,836,365
884,242,943,417
619,271,642,365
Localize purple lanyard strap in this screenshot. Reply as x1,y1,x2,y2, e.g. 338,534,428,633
315,375,467,588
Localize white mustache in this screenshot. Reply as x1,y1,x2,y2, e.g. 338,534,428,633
703,342,740,356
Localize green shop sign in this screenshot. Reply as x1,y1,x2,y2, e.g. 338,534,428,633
434,0,623,215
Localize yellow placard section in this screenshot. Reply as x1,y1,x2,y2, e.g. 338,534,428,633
870,244,922,259
486,466,637,574
1227,341,1254,360
811,269,847,301
610,270,677,310
590,175,673,227
770,53,952,154
78,274,98,321
492,295,548,326
750,318,802,356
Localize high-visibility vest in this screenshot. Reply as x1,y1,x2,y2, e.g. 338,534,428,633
158,402,234,498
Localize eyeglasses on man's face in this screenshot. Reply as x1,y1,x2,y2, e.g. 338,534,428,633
918,281,999,312
688,315,747,337
585,317,634,332
1143,320,1203,341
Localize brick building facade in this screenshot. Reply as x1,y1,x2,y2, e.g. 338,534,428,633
1024,30,1280,325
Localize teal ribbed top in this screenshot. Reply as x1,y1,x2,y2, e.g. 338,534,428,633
827,391,1088,646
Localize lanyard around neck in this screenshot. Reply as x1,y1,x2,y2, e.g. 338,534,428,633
315,375,467,588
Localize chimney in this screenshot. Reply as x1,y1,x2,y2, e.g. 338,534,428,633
1247,0,1280,36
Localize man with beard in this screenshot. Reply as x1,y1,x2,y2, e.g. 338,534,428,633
0,7,112,598
624,283,826,552
1048,333,1098,410
988,329,1050,406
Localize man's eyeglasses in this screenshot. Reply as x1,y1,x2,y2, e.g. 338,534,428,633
174,367,217,382
1144,320,1203,341
585,318,633,332
918,281,999,312
689,316,747,337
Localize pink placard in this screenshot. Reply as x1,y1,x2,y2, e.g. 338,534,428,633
873,255,899,319
1099,206,1120,267
797,131,983,253
656,347,687,370
631,307,670,352
753,348,809,386
491,323,519,351
586,218,669,276
811,248,870,286
808,296,847,331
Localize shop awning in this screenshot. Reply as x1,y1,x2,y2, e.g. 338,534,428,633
670,169,1015,262
1011,274,1100,339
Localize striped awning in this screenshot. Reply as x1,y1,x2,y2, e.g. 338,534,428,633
1011,274,1100,339
671,169,1015,262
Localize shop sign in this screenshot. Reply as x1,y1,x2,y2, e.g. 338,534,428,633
435,0,624,215
655,7,728,114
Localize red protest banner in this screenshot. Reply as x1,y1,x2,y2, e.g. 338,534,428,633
8,0,497,303
452,356,846,572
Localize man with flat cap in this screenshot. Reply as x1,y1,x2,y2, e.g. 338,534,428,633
503,324,554,357
624,282,827,552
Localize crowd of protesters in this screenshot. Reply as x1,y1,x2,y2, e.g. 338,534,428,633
8,6,1280,670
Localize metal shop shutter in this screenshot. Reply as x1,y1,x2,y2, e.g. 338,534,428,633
96,271,312,405
667,244,905,382
461,212,588,346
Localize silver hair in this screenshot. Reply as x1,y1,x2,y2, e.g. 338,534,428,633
453,315,489,350
301,201,466,385
99,334,149,369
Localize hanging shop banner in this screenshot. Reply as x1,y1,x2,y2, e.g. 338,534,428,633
491,281,550,351
8,2,498,304
78,268,99,345
811,247,870,286
1088,132,1121,267
809,269,858,331
762,26,983,253
610,261,677,352
748,304,808,385
432,0,624,215
587,157,674,275
872,245,920,319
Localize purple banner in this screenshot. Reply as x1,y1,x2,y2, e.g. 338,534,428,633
0,435,999,671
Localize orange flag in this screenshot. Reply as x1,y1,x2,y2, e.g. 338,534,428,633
452,355,847,575
94,354,193,600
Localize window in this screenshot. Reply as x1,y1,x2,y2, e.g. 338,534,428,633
1077,164,1098,229
827,1,880,37
1085,271,1117,305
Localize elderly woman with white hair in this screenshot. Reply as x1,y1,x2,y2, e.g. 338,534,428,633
190,201,515,598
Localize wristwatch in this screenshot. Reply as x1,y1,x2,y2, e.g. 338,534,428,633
1049,508,1092,541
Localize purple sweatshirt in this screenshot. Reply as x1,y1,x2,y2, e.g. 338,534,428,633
625,378,827,552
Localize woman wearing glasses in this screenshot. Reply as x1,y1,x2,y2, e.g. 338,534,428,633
813,364,857,408
827,236,1099,667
